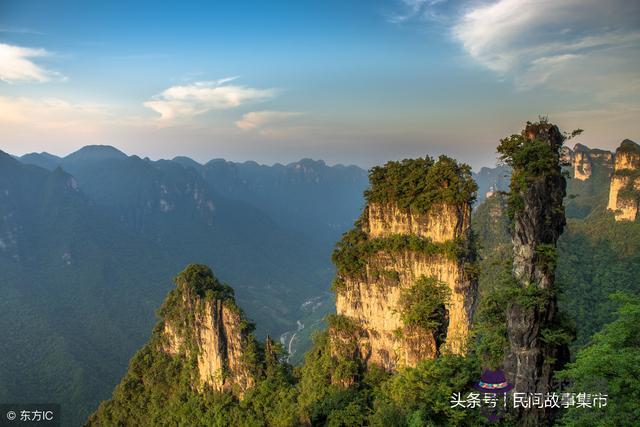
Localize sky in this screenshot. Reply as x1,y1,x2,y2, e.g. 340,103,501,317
0,0,639,169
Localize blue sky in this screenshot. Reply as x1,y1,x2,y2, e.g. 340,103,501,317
1,0,638,169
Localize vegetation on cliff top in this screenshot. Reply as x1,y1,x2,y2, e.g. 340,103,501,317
617,139,640,155
496,119,567,218
158,264,256,359
364,155,477,213
331,228,464,281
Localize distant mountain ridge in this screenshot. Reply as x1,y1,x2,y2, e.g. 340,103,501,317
6,147,369,426
21,148,370,249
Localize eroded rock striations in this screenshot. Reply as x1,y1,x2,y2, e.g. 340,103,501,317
160,267,256,395
607,139,640,221
330,157,478,379
499,121,570,426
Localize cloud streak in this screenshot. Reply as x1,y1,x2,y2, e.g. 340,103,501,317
452,0,640,90
144,79,276,120
0,95,112,133
388,0,449,24
235,111,303,131
0,43,64,83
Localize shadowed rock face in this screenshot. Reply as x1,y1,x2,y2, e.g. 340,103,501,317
504,122,569,426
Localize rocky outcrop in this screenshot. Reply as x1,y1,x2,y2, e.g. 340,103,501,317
367,203,470,242
563,143,613,181
502,121,569,426
335,251,470,369
607,140,640,221
572,144,593,180
573,144,592,181
86,264,275,425
159,264,257,396
331,157,477,373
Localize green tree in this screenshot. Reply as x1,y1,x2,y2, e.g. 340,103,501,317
557,293,640,426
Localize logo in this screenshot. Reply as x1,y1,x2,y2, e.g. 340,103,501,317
475,368,513,422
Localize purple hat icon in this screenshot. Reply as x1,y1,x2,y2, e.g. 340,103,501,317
475,369,513,393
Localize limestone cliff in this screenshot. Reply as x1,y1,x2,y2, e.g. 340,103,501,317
87,264,264,425
607,139,640,221
571,143,614,182
499,121,570,426
330,157,478,375
571,144,592,180
561,143,613,218
160,269,256,395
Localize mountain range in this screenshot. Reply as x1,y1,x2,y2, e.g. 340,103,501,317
2,138,639,425
3,146,368,425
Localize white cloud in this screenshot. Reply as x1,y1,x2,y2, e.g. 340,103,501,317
0,43,63,83
514,53,583,90
144,79,276,120
452,0,640,90
235,111,303,131
389,0,448,24
0,95,110,130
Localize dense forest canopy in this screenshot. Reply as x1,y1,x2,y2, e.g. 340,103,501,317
364,156,477,213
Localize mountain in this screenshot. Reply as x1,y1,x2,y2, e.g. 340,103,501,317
564,142,614,218
63,144,129,162
7,147,371,425
330,156,478,376
606,139,640,221
174,157,369,249
472,140,629,220
19,147,348,337
18,151,62,170
21,150,370,249
473,138,640,353
472,164,511,205
11,137,640,425
88,155,486,427
19,147,371,362
0,151,175,426
87,265,289,426
499,121,569,425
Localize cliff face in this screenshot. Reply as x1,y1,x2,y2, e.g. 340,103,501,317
501,121,569,426
572,145,592,181
87,264,262,426
331,157,477,374
563,143,613,181
561,143,613,218
162,290,255,395
367,203,470,242
607,140,640,221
